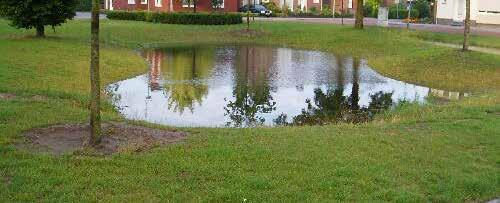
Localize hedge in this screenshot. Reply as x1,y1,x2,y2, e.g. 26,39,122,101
106,11,243,25
389,7,419,19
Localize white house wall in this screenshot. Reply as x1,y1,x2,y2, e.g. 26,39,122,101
437,0,499,25
476,0,500,25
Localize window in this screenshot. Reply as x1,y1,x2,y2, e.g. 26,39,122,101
128,0,135,4
155,0,162,6
348,0,352,8
313,0,319,3
212,0,224,8
141,0,147,4
442,0,446,4
182,0,194,7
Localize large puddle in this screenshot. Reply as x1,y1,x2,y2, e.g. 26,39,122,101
107,45,468,127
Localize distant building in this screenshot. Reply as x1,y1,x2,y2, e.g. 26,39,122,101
436,0,500,25
105,0,241,12
264,0,358,14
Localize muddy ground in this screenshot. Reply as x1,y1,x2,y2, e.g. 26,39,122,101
20,122,186,155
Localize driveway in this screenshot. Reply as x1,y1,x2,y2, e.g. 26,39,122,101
255,17,500,37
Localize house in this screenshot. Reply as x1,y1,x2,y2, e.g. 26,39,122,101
436,0,500,25
104,0,241,12
264,0,358,14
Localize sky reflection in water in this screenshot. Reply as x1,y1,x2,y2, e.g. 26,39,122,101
106,45,469,127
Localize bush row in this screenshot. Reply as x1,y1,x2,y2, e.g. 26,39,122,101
364,2,423,19
389,7,419,19
106,11,243,25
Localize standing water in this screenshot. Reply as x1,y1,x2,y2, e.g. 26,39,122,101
107,45,468,127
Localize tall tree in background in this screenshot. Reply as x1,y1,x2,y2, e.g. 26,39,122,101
355,0,364,29
0,0,77,37
462,0,470,51
89,0,102,145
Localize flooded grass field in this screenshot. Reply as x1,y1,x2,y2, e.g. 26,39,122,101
107,45,467,127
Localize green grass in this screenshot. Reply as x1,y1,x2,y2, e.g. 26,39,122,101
0,19,499,202
411,30,500,49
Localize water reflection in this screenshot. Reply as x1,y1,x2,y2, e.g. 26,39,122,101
107,45,469,127
224,47,276,127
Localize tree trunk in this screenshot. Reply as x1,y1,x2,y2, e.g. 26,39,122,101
36,26,45,37
193,1,197,13
354,0,363,29
462,0,470,51
89,0,102,146
351,58,360,110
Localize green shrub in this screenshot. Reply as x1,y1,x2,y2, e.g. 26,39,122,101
413,0,430,18
334,12,354,18
76,0,91,11
263,2,282,13
320,6,332,16
389,4,419,19
309,6,318,15
106,11,243,25
75,0,103,11
106,11,148,21
363,0,378,18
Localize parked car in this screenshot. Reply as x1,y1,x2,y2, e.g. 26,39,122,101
239,5,272,17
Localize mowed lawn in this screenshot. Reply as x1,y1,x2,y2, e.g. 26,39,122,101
0,19,499,202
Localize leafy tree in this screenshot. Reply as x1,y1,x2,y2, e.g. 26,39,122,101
0,0,77,37
413,0,430,18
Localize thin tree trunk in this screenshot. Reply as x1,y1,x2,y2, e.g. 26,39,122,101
462,0,470,51
351,58,360,110
36,26,45,37
354,0,364,29
193,1,197,13
90,0,102,146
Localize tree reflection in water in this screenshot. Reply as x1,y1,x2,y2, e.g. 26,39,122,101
224,46,276,127
154,47,215,114
276,57,394,126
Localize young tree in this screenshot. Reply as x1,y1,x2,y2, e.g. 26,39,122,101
355,0,364,29
462,0,470,51
0,0,77,37
89,0,102,145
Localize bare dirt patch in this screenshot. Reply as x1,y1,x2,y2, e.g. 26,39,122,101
0,93,17,100
20,122,186,155
2,175,12,186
